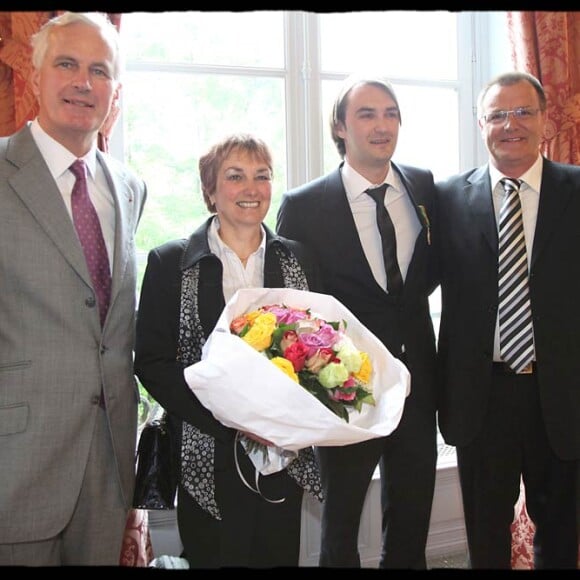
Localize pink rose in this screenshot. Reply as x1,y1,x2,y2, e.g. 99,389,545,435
280,330,298,352
305,347,334,374
329,388,357,402
230,315,248,335
342,376,356,388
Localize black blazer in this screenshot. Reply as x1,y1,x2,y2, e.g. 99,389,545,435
134,217,323,442
277,163,438,411
436,158,580,460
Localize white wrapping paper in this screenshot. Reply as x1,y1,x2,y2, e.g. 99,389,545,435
184,288,410,463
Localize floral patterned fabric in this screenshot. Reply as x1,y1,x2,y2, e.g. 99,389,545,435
119,509,154,567
510,481,580,569
0,12,47,136
178,263,222,520
510,482,535,569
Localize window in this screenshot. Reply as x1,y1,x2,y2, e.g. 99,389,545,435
117,10,287,263
113,11,511,262
319,11,459,180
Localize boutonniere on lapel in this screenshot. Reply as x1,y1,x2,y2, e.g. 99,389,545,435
418,205,431,245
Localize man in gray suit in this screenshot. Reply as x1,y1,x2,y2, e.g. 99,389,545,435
0,12,147,565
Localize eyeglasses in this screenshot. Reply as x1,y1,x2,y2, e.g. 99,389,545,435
482,107,541,126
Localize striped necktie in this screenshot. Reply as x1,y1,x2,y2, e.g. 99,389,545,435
498,177,534,372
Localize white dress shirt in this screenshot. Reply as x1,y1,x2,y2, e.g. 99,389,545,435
207,216,266,303
341,160,421,292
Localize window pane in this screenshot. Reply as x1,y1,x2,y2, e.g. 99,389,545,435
123,72,287,256
123,11,285,68
394,85,459,180
322,81,459,181
320,11,457,80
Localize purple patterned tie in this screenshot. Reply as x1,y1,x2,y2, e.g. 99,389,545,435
70,159,111,327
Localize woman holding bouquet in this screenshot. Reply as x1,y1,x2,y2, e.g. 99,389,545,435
134,134,323,568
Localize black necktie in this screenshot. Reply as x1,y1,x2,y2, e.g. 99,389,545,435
366,184,403,295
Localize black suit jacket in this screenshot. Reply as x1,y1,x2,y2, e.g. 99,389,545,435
277,163,438,411
436,158,580,460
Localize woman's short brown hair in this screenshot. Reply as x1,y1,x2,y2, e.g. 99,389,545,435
199,133,273,213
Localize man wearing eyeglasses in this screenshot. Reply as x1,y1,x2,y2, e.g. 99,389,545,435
435,71,579,569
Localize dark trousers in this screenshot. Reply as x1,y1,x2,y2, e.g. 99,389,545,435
456,370,578,569
316,399,437,568
177,439,303,568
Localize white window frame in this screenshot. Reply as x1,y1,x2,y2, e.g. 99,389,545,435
110,11,512,181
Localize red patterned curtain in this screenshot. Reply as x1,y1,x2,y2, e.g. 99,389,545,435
0,10,153,567
507,11,580,165
0,11,123,152
0,11,52,136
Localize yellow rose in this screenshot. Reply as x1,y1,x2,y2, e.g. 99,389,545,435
253,311,277,329
271,356,299,383
245,309,263,325
243,312,277,351
354,352,372,386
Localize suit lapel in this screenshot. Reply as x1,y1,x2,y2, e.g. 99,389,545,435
394,164,424,223
7,128,136,327
392,165,424,288
322,168,388,296
532,159,573,267
7,133,92,288
98,152,133,309
393,163,431,250
324,168,365,251
466,167,498,254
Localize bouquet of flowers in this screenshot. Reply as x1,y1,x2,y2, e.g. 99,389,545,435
184,288,410,475
230,303,375,423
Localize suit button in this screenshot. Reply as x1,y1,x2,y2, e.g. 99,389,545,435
91,395,101,405
85,296,96,308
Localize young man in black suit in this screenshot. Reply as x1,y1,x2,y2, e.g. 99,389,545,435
436,71,579,569
277,74,439,568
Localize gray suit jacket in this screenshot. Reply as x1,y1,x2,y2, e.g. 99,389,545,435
0,125,147,542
